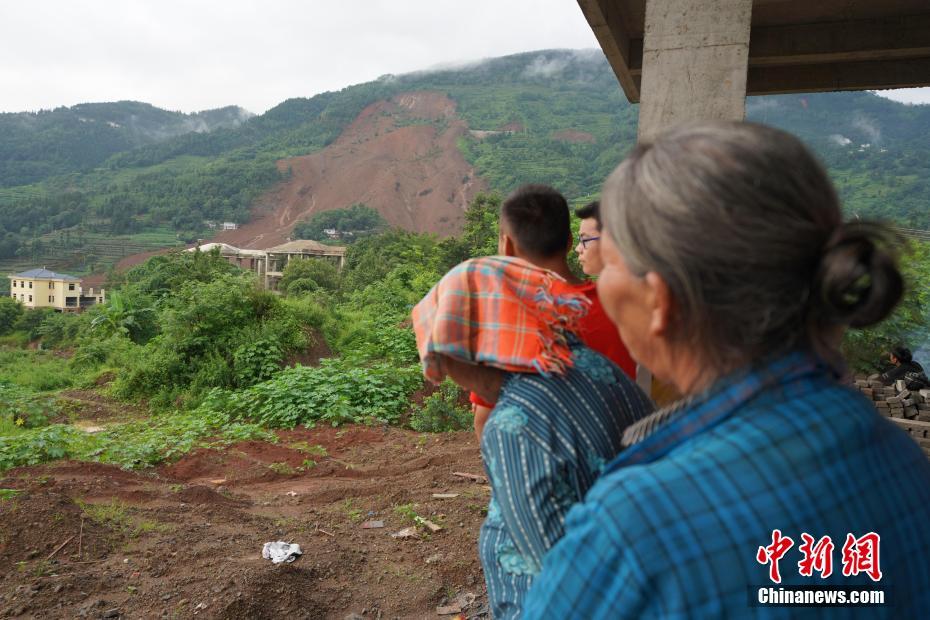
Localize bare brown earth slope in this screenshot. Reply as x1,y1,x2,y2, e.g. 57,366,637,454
211,91,487,250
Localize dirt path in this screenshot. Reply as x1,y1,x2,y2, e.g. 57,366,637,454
0,426,489,619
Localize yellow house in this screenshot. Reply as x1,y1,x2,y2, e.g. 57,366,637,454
8,268,105,312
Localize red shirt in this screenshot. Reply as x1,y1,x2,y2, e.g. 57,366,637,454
553,280,636,380
470,279,635,409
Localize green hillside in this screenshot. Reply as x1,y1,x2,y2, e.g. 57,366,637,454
1,49,928,281
0,102,253,186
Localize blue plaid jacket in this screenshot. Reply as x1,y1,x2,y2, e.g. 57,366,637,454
524,352,930,619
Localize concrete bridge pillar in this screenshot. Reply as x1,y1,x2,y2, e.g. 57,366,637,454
634,0,753,394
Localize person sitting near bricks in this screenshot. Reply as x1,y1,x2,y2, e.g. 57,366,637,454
469,185,637,441
880,345,930,390
522,122,930,619
411,255,652,620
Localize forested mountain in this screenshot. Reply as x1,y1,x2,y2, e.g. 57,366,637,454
0,102,252,186
1,49,928,278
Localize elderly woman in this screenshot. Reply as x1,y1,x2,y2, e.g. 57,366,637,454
523,122,930,618
412,255,651,619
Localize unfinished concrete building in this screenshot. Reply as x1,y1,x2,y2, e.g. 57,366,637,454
188,240,347,292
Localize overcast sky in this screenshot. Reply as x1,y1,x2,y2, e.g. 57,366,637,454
2,0,928,114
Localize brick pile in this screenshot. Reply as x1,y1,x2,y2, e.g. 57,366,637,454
850,375,930,458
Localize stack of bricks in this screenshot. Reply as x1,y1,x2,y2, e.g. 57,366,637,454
851,374,930,458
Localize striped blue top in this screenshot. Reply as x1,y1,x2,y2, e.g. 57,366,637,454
523,352,930,619
478,339,653,619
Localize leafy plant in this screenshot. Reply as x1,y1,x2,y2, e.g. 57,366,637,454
409,379,472,433
0,382,59,428
196,359,422,428
393,502,420,524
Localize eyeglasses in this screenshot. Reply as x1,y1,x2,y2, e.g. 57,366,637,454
580,236,600,249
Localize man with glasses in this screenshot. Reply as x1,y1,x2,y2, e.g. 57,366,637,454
575,200,605,276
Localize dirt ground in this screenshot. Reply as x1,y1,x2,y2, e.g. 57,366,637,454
0,424,490,619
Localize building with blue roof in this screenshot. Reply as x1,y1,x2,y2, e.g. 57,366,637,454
8,268,105,312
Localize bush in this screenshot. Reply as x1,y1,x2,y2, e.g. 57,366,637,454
0,411,274,472
13,308,55,340
0,382,59,428
37,310,86,348
280,258,341,295
409,379,472,433
232,337,283,386
196,359,423,428
0,297,24,335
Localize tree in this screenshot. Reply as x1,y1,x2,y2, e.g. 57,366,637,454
843,240,930,371
460,192,501,258
89,290,157,344
293,204,387,241
279,257,341,295
0,296,23,335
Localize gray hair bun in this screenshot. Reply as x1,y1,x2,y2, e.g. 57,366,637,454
813,222,902,328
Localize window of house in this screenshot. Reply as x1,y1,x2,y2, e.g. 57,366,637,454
49,282,53,288
28,295,32,302
68,283,75,291
28,281,32,289
11,281,15,288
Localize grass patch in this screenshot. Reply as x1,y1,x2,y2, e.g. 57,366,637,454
0,411,275,472
268,462,295,475
0,348,91,392
287,441,328,457
343,499,365,523
0,488,22,501
76,499,168,537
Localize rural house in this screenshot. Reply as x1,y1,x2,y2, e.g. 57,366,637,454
7,268,105,312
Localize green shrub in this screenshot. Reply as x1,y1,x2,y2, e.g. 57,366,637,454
0,297,24,335
409,379,472,433
0,348,83,391
0,410,274,472
0,382,59,428
232,337,283,386
37,311,86,348
13,308,55,340
196,359,423,428
280,258,341,295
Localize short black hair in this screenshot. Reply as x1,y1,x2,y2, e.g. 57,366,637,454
575,200,601,229
892,346,913,363
500,184,571,258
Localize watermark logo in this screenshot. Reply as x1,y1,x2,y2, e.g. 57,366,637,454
757,531,881,583
753,531,885,607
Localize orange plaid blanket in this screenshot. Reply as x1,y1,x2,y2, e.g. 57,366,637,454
411,256,591,383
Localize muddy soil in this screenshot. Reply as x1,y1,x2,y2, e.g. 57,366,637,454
0,426,489,619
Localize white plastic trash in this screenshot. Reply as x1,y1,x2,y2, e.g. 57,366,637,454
262,541,303,564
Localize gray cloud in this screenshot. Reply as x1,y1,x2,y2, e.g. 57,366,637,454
2,2,928,115
0,0,600,114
